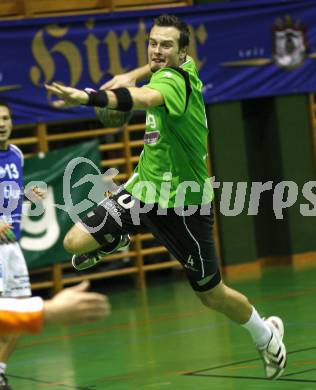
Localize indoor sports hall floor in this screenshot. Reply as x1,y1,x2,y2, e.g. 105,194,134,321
7,264,316,389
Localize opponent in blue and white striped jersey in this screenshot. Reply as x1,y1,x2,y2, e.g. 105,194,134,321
0,144,24,240
0,101,31,389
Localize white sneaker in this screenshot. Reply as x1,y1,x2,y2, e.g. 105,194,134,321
258,316,287,379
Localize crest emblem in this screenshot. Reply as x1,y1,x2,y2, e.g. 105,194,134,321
272,15,307,70
144,130,160,145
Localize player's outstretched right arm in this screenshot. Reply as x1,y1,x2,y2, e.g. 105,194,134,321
46,82,163,110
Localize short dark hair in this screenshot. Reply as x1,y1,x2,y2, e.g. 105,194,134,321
153,14,190,50
0,101,11,113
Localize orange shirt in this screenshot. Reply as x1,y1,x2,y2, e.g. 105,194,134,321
0,297,44,334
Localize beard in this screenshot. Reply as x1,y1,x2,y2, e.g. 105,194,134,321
150,60,165,73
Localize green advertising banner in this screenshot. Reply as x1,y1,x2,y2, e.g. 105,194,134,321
21,140,102,269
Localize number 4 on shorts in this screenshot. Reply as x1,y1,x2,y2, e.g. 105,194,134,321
187,255,194,266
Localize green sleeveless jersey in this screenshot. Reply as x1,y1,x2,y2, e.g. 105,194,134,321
124,57,213,207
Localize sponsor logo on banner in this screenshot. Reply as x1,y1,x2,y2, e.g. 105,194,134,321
272,15,307,69
222,15,314,70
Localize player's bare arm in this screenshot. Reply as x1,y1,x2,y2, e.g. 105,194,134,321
45,82,164,110
100,64,152,90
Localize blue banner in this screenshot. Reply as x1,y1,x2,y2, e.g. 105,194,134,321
0,0,316,124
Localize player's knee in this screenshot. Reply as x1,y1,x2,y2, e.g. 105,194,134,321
63,231,80,254
198,293,225,311
196,283,227,312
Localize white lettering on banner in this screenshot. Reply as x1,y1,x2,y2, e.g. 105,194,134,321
20,187,60,251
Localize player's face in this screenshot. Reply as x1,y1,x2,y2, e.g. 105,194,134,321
0,105,12,143
148,25,187,72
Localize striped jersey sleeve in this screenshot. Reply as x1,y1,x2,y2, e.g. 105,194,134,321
10,144,24,167
0,297,44,334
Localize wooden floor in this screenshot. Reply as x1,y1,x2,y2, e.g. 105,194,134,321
7,264,316,389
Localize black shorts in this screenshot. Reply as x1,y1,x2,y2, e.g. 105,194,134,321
81,188,221,292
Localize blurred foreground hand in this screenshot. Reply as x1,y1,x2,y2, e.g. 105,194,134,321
44,281,111,325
